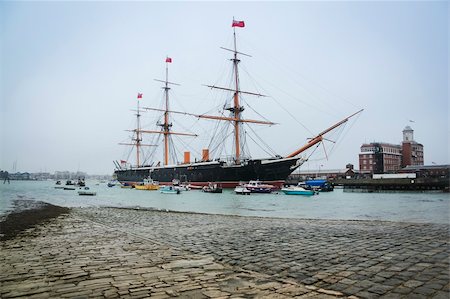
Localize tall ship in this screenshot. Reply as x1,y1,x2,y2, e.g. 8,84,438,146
114,20,362,188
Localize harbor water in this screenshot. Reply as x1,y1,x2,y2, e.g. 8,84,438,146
0,180,449,224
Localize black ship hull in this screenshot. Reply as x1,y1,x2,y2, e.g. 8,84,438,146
114,157,302,188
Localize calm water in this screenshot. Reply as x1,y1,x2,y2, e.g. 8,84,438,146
0,180,449,224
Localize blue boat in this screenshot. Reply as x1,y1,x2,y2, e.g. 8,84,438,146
160,185,181,194
281,186,316,196
305,179,334,192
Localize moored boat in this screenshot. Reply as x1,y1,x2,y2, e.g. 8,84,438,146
234,184,251,195
177,185,191,191
187,184,203,190
75,178,86,187
172,179,190,191
281,186,316,196
160,185,181,194
107,180,118,187
244,180,276,193
134,178,159,190
202,183,223,193
305,179,334,192
78,191,96,196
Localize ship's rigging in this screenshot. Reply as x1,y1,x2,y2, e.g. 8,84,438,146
115,19,363,188
135,25,278,167
119,100,157,167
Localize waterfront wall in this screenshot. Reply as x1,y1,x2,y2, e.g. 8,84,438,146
332,177,449,192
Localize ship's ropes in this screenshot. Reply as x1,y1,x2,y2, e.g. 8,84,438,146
244,123,278,157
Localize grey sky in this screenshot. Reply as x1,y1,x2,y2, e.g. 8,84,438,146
1,1,448,175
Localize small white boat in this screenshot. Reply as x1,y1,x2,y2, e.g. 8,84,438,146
234,185,251,195
176,184,191,191
202,183,223,193
281,186,316,196
107,180,118,187
160,185,181,194
187,184,203,190
171,179,190,191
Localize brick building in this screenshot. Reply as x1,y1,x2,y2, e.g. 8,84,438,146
359,126,424,174
359,143,402,174
401,126,424,167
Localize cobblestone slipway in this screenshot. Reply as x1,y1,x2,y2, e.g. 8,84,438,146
1,207,449,298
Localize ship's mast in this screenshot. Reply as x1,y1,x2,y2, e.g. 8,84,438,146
136,100,142,167
138,58,197,166
162,60,171,165
203,19,271,165
232,26,242,163
120,94,157,168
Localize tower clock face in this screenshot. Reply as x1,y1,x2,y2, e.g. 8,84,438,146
404,131,413,141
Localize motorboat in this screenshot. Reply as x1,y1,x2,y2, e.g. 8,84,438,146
75,178,86,187
172,179,190,191
160,185,181,194
187,184,203,190
281,185,316,196
305,179,334,192
175,184,191,191
107,180,118,187
135,178,159,190
244,180,275,193
234,184,251,195
202,183,223,193
120,183,133,189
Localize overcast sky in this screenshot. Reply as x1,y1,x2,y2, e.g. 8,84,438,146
1,1,448,175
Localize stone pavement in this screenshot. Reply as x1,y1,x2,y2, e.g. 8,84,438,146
1,207,449,298
1,211,352,299
74,208,449,299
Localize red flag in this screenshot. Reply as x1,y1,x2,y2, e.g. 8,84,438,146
232,20,245,28
165,57,172,63
137,93,143,99
120,160,127,164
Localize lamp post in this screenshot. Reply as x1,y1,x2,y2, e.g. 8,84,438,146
316,164,323,179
